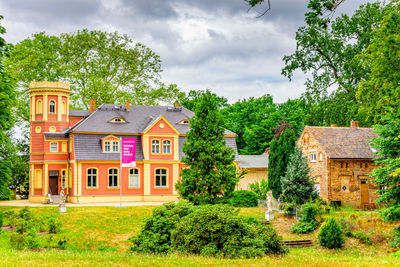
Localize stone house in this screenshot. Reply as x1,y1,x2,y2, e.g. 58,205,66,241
298,121,379,208
237,155,268,190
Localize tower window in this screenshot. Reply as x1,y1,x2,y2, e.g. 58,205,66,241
49,100,56,114
36,99,43,114
50,142,58,152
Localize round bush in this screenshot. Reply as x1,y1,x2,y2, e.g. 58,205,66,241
171,204,287,258
230,190,258,207
318,217,344,249
130,201,194,254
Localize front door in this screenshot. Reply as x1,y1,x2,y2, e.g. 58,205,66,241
360,180,369,206
49,176,58,195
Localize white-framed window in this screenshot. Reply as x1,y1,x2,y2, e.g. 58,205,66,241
155,168,167,188
310,150,316,162
112,141,119,152
50,142,58,152
314,184,320,196
163,140,171,154
152,140,160,154
103,140,119,153
104,141,111,152
49,100,56,113
61,170,66,188
108,168,118,188
129,168,139,188
87,168,97,188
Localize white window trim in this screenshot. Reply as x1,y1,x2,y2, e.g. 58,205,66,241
87,168,98,188
151,140,160,154
103,140,120,153
310,150,317,162
129,168,140,188
108,168,119,188
162,140,171,154
49,100,56,114
155,168,168,188
50,142,58,152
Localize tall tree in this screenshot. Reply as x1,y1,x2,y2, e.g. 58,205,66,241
281,147,317,205
357,4,400,124
176,90,241,205
282,2,385,127
0,15,16,200
5,29,185,118
268,125,296,199
181,89,228,112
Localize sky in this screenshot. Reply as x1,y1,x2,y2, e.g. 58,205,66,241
0,0,371,103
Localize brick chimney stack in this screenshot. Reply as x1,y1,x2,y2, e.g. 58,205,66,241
126,101,130,111
350,121,359,128
89,99,96,114
331,124,337,127
174,103,179,107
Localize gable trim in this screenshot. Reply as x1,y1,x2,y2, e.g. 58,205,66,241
142,115,180,135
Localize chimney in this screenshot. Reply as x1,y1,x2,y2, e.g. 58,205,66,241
90,99,96,114
331,124,337,127
126,101,130,111
174,103,179,107
350,121,359,128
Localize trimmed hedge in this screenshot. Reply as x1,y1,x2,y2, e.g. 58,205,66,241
230,190,258,207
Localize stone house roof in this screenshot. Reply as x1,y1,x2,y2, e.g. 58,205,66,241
305,126,378,159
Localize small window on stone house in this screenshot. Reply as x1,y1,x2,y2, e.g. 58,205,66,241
365,163,368,168
341,162,344,168
346,163,349,168
310,150,316,162
319,153,323,161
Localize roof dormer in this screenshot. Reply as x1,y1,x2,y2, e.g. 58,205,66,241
178,119,190,125
109,117,126,123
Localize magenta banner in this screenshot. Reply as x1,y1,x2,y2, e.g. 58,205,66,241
121,138,136,167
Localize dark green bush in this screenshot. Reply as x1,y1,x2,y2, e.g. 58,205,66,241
230,190,258,207
249,179,269,200
291,203,319,233
47,215,62,234
279,202,297,216
171,204,287,258
389,226,400,248
129,201,195,254
318,218,345,249
18,207,32,221
0,212,3,228
26,228,41,249
353,231,372,245
9,232,27,250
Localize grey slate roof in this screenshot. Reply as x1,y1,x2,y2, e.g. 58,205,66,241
306,126,378,159
238,155,269,168
69,110,90,117
70,104,236,135
74,134,144,161
44,132,68,139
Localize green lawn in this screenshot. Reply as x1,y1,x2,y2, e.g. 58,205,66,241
0,205,399,266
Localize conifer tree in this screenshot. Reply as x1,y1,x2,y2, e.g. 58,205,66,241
176,90,240,205
268,126,296,199
281,147,317,205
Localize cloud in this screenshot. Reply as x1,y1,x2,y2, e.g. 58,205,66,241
0,0,369,103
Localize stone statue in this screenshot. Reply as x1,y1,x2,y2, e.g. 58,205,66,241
265,191,274,221
59,188,66,213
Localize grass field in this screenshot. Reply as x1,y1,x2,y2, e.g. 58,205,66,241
0,204,399,266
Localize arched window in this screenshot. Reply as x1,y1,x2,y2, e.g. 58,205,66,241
108,168,118,188
129,168,139,188
36,99,43,114
155,168,168,188
49,100,56,114
87,168,97,188
151,140,160,154
163,140,171,154
62,100,67,115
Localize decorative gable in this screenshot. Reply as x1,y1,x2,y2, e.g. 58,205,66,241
143,116,179,135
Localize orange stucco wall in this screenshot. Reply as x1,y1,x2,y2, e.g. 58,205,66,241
146,118,177,134
150,163,173,195
148,136,175,160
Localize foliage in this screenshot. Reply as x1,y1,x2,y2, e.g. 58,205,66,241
181,90,228,111
282,2,385,127
318,217,345,249
390,226,400,248
171,204,287,258
130,202,195,254
279,202,297,216
357,4,400,124
281,147,317,205
5,29,184,117
268,126,296,199
353,231,372,245
291,202,319,233
230,190,258,207
249,178,269,200
370,110,400,222
0,212,3,228
9,232,27,250
338,218,357,237
176,90,243,205
47,215,62,234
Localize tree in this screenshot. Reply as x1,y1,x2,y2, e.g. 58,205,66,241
0,15,16,200
370,110,400,222
357,5,400,124
282,2,385,127
5,29,185,117
268,125,296,199
281,147,317,205
181,90,228,112
176,90,241,205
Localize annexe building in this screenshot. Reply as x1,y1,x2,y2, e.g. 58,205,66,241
237,155,268,190
29,81,239,203
298,122,379,208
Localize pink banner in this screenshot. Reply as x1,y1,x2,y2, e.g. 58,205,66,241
121,138,136,167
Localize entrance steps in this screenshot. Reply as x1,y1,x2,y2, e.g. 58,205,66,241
282,239,313,248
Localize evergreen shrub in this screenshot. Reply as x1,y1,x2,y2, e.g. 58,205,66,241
130,202,195,254
279,202,296,216
47,215,62,234
171,205,287,258
249,179,269,200
9,232,27,250
291,203,319,234
230,190,258,207
0,212,3,228
390,226,400,248
318,218,345,249
353,231,372,245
